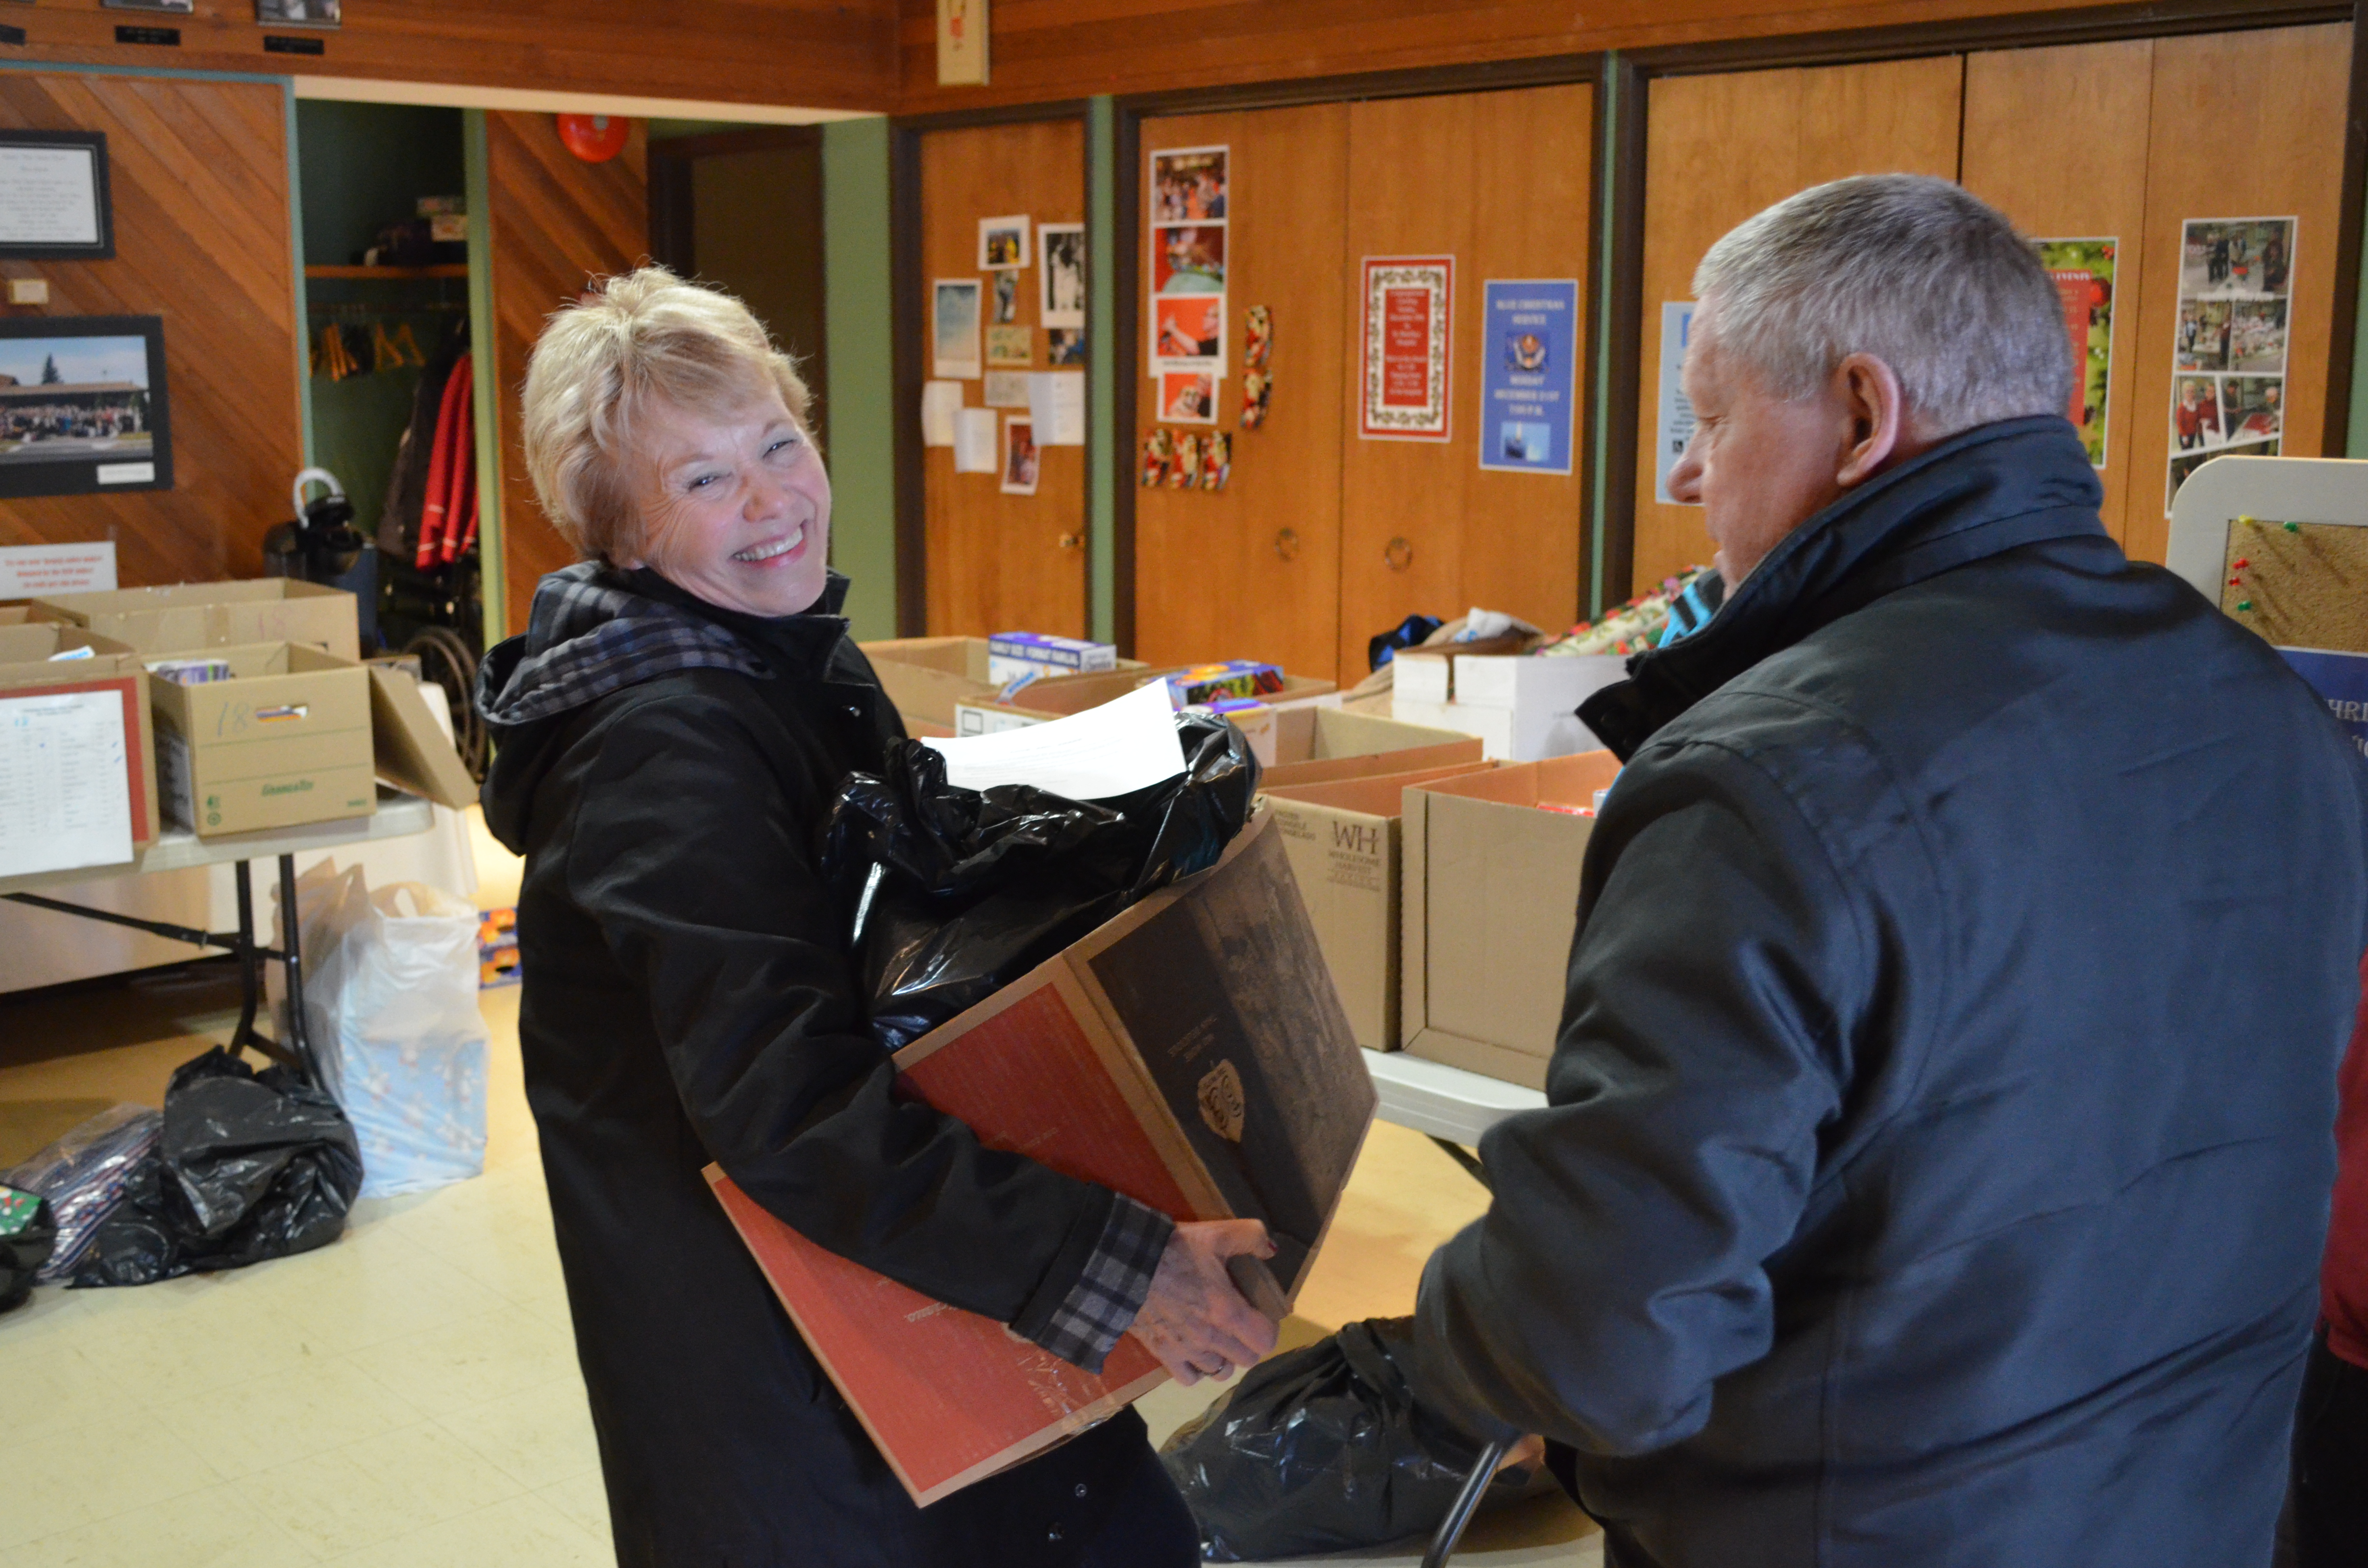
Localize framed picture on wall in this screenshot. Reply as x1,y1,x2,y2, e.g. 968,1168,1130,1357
0,316,173,501
100,0,194,11
0,130,113,261
255,0,342,24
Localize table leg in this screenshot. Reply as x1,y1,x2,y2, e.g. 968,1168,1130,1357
229,860,262,1053
277,853,317,1083
1428,1135,1490,1190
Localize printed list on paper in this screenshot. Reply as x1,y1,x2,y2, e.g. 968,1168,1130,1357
0,688,133,879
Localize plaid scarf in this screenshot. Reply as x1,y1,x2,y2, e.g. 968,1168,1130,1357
476,563,769,731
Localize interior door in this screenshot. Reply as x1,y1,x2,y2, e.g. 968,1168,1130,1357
1629,57,1963,594
918,119,1088,637
2121,23,2351,564
1131,103,1350,682
1335,83,1593,680
1961,39,2156,547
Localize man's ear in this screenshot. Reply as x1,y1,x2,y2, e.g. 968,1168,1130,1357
1834,353,1907,488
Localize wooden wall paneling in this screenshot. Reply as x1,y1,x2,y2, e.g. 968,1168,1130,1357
918,117,1087,637
485,110,648,636
1335,85,1593,680
1628,56,1963,592
1130,103,1350,682
0,71,300,586
14,1,895,116
1961,39,2156,545
2123,22,2352,564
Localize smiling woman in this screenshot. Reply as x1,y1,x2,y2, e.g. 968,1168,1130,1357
470,268,1218,1568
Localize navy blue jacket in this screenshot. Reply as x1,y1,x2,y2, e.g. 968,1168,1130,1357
1410,417,2368,1567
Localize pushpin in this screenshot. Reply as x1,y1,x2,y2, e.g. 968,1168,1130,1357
2237,600,2255,612
2233,558,2250,568
2285,522,2302,532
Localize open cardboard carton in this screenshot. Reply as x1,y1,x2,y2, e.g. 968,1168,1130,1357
1265,759,1496,1053
1401,751,1624,1089
705,808,1376,1507
36,579,360,662
954,665,1337,736
0,622,162,872
1263,707,1482,789
149,643,475,837
861,635,1147,733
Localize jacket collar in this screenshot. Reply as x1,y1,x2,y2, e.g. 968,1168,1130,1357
1580,416,2109,760
623,566,856,683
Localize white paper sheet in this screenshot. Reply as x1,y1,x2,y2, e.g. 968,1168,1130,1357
954,407,999,473
1654,301,1700,505
984,370,1031,409
920,680,1184,799
1028,372,1086,446
921,381,963,447
0,146,102,246
0,540,117,596
0,687,133,878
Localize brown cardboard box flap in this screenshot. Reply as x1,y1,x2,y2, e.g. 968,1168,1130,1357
36,579,360,661
367,665,478,810
1264,760,1494,815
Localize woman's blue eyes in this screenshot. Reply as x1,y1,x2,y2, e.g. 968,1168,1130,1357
684,438,795,493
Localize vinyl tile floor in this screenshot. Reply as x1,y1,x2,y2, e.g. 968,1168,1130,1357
0,809,1600,1567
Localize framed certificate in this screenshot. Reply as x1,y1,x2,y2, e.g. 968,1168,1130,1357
0,131,113,260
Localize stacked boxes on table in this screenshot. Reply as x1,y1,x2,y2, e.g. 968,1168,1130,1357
1393,647,1628,762
1397,752,1624,1089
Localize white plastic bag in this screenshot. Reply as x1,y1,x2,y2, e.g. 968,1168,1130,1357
281,861,488,1197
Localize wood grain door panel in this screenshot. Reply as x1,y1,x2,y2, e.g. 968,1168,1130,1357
1132,103,1350,682
919,119,1087,638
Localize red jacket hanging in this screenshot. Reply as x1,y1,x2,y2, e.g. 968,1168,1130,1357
417,354,472,571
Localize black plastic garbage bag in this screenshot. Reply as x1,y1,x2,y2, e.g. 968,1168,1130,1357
823,709,1258,1050
72,1047,364,1288
1159,1317,1534,1561
0,1185,57,1313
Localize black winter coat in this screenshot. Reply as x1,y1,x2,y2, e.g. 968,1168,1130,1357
1409,418,2368,1568
479,569,1159,1568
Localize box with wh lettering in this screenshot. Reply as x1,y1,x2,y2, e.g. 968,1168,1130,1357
1263,760,1494,1053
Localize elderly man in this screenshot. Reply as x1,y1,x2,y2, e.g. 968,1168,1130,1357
1408,175,2368,1566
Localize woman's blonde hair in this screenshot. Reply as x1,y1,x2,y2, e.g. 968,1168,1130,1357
519,266,812,565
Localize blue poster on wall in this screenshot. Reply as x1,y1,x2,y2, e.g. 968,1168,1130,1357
2279,647,2368,758
1477,279,1579,476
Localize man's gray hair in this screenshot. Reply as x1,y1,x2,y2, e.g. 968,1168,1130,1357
1693,174,2072,434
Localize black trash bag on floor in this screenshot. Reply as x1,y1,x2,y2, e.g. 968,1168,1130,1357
1159,1316,1533,1561
0,1185,57,1313
71,1047,364,1288
823,710,1258,1050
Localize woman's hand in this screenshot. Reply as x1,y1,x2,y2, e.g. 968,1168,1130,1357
1127,1219,1281,1385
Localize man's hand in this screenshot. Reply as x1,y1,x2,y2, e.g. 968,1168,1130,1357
1127,1219,1280,1385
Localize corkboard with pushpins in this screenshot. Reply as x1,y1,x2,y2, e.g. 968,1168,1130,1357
2220,516,2368,653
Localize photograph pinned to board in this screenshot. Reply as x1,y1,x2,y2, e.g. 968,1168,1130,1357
1477,280,1579,476
2165,216,2294,514
1169,431,1201,489
1150,147,1227,222
1160,371,1218,425
1001,416,1040,496
1141,428,1172,487
1047,328,1085,366
954,406,999,473
1359,256,1454,442
1040,223,1086,328
1151,226,1225,295
1201,431,1230,492
993,269,1019,325
1654,301,1698,504
932,279,982,380
2034,238,2116,468
986,324,1033,367
1152,295,1225,373
1244,305,1271,368
979,215,1030,270
1240,368,1271,429
984,370,1030,408
920,380,963,447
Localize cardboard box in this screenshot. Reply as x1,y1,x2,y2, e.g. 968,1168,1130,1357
1400,751,1624,1088
1264,708,1482,789
37,579,360,662
364,662,479,811
955,668,1337,735
862,635,1146,731
0,623,162,876
707,808,1374,1506
1266,760,1495,1052
149,642,378,836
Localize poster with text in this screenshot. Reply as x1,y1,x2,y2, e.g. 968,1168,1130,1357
1477,280,1578,475
2035,237,2116,468
1147,146,1228,382
1654,301,1698,504
1359,257,1453,441
2166,216,2294,514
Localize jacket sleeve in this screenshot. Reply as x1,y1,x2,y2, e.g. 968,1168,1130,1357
1409,737,1873,1454
563,691,1167,1366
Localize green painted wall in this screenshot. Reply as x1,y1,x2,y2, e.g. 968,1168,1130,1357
822,117,898,641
